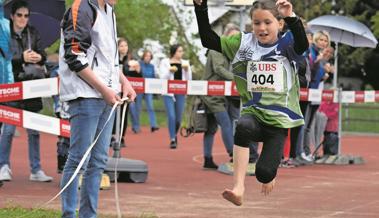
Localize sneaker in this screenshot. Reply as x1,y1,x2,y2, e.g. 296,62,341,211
169,140,177,149
246,163,256,176
151,127,160,133
0,165,12,181
295,156,313,166
301,152,314,162
30,170,53,182
280,159,296,168
203,157,218,170
315,155,329,164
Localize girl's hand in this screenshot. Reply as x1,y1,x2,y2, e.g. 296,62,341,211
276,0,293,18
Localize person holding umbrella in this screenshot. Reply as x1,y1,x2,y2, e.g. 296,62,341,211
0,0,52,183
59,0,136,217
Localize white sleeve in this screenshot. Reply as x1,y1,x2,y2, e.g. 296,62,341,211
182,59,192,81
158,58,171,80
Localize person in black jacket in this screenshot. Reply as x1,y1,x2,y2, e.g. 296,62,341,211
0,0,52,182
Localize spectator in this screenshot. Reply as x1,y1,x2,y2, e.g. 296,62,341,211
0,0,13,133
0,0,52,182
110,38,133,147
318,100,339,158
310,46,335,156
123,42,142,134
159,44,192,149
0,1,13,84
139,50,159,132
301,30,331,161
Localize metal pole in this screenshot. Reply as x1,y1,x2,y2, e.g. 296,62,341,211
113,106,121,158
337,87,342,155
333,43,339,88
334,43,342,155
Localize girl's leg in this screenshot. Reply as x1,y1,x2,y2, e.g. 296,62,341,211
257,126,288,195
174,95,186,136
144,94,158,128
222,145,249,206
222,114,262,206
163,96,176,141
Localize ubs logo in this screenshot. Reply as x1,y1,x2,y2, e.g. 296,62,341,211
250,63,257,72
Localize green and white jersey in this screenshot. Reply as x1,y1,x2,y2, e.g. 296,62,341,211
221,32,304,128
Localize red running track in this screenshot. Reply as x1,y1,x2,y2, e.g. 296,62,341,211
0,127,378,218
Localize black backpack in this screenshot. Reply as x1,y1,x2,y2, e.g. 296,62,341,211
297,56,311,88
180,96,208,137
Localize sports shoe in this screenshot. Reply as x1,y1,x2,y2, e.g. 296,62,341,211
151,127,160,133
0,165,12,181
295,156,313,166
280,159,297,168
203,157,218,170
315,155,329,164
169,140,177,149
246,163,256,176
301,152,314,162
30,170,53,182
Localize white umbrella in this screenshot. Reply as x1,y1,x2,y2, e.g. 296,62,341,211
308,15,378,88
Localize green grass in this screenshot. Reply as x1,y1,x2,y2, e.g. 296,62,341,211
342,103,379,133
0,207,158,218
0,207,60,218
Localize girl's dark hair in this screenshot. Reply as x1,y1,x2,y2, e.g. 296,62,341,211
250,0,281,20
11,0,29,15
118,37,128,46
170,44,182,58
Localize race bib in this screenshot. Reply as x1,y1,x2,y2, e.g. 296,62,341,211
246,61,284,93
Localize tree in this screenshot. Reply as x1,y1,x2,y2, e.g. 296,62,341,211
64,0,203,76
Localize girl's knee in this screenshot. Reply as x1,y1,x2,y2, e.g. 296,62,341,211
255,164,277,184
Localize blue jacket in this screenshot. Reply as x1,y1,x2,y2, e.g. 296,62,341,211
139,61,155,78
0,3,13,84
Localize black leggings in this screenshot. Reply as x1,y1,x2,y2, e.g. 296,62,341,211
234,114,288,184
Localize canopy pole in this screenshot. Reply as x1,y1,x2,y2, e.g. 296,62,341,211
333,43,339,89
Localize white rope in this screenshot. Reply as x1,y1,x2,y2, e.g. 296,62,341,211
115,100,128,218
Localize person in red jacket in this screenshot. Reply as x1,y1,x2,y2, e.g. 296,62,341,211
318,100,339,156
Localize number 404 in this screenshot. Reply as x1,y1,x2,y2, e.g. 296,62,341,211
251,74,274,85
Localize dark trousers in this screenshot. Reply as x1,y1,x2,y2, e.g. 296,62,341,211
234,114,288,184
289,101,308,158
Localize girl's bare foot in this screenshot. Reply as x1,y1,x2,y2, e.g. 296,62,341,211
222,188,244,206
261,179,276,196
